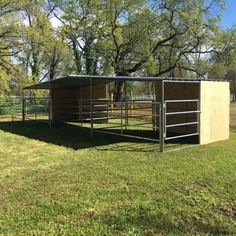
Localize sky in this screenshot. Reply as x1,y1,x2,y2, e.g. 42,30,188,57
221,0,236,29
50,1,236,30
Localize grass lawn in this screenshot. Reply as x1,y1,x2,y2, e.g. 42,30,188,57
0,104,235,235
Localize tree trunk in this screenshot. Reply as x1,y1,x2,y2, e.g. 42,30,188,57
84,38,98,75
114,80,125,102
49,47,59,80
72,39,82,74
31,50,40,82
114,71,128,102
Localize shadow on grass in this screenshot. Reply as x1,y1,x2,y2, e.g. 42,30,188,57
0,121,198,152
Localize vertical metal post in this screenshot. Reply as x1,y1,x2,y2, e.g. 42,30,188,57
160,80,165,152
154,100,158,131
80,98,83,126
48,98,52,128
107,98,109,121
11,97,14,122
152,100,157,131
35,98,37,120
152,100,155,131
121,103,123,134
22,90,25,122
110,92,113,116
48,89,53,128
124,81,128,130
197,100,200,144
125,100,128,130
90,78,93,136
90,102,94,136
130,91,134,116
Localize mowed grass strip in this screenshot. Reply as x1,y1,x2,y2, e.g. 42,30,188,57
0,104,235,235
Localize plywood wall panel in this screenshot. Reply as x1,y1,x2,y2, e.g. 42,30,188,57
200,81,230,144
51,83,108,122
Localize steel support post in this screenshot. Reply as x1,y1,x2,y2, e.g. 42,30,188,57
107,99,109,121
121,103,123,134
90,102,94,136
80,98,83,126
197,100,200,144
35,98,37,120
22,90,25,122
48,92,53,128
90,78,94,136
11,97,14,122
152,100,155,131
124,81,128,130
160,80,165,152
154,102,158,131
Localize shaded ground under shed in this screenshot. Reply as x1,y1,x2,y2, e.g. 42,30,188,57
0,121,198,152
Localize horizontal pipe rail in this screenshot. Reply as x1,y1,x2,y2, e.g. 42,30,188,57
165,99,199,103
166,110,200,115
166,121,198,128
94,129,160,142
165,133,199,140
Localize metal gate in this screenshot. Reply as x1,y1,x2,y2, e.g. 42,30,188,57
163,99,200,150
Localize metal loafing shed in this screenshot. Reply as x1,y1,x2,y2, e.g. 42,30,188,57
24,75,230,152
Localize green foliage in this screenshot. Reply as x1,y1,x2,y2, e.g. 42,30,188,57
209,28,236,100
0,0,234,98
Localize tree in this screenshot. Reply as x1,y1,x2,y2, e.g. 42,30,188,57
98,0,225,100
50,0,103,75
0,1,23,95
209,28,236,101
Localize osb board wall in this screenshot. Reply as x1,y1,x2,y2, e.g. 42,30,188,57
155,81,200,134
51,84,108,121
51,89,77,120
155,81,200,101
75,83,108,100
200,81,230,145
75,84,108,121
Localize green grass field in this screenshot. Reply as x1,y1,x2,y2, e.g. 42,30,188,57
0,104,235,235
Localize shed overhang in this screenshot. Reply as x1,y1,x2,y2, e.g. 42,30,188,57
24,75,207,90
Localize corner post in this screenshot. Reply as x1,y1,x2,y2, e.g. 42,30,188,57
197,99,200,144
160,80,165,152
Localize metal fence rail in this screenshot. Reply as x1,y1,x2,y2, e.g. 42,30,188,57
0,97,23,121
164,99,200,142
90,100,161,143
0,96,201,152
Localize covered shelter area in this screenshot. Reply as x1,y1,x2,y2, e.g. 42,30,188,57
23,75,230,152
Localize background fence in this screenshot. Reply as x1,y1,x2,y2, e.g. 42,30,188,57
0,96,49,122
